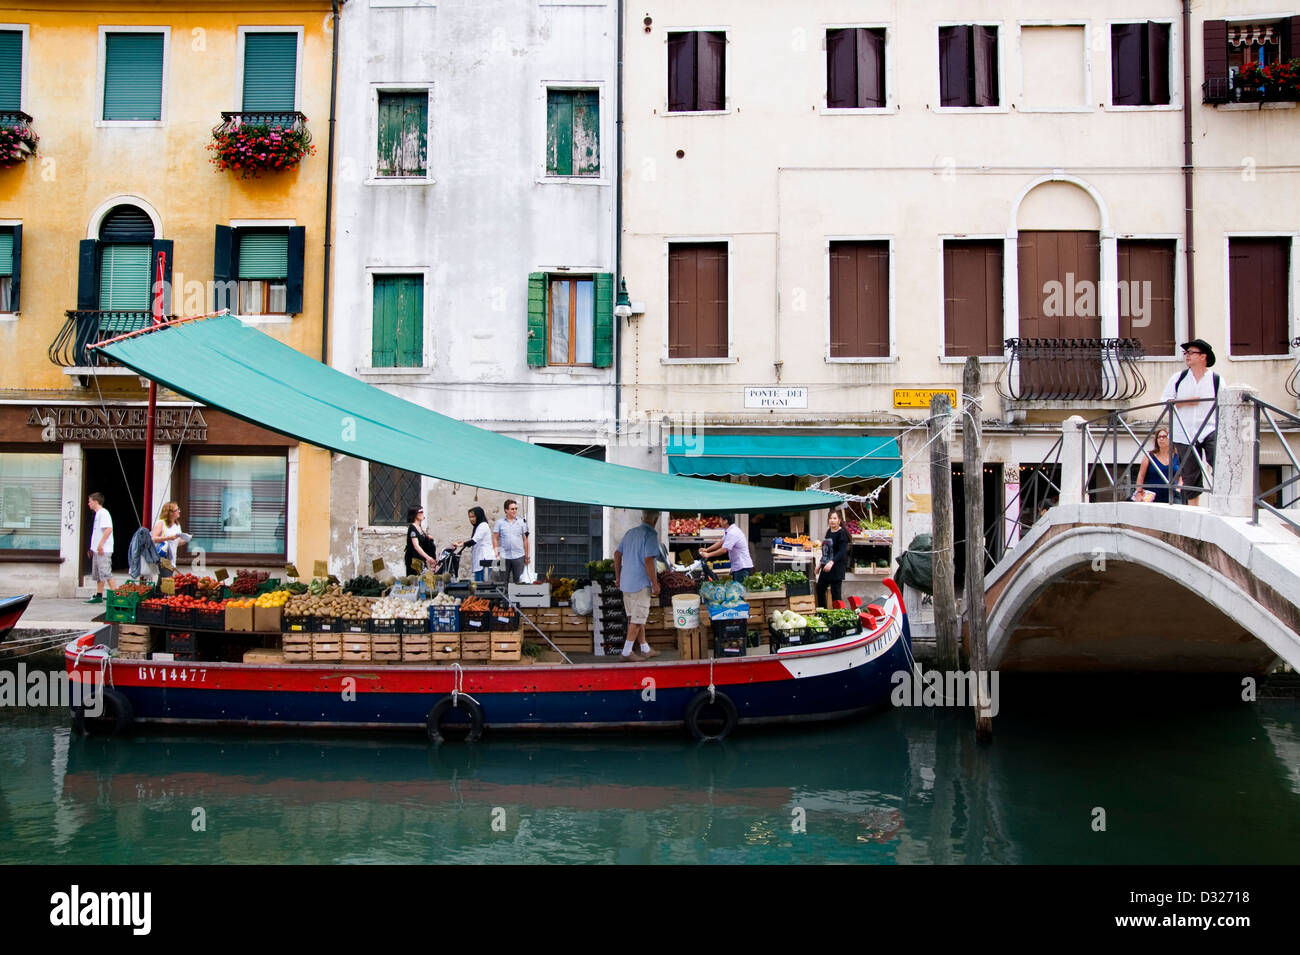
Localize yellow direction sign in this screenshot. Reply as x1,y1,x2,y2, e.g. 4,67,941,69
894,388,957,409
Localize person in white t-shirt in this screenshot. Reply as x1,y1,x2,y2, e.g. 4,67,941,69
86,492,114,603
1160,339,1220,506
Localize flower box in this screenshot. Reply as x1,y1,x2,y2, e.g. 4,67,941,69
208,113,314,179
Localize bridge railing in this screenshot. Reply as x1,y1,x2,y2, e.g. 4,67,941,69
1077,399,1218,504
1251,396,1300,534
982,435,1064,567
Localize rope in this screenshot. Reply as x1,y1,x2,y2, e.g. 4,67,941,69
707,655,715,703
90,371,141,528
449,661,478,706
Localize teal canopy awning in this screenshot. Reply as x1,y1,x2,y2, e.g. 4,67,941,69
98,316,842,513
667,433,900,478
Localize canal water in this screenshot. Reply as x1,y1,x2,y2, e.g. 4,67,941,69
1,666,1297,864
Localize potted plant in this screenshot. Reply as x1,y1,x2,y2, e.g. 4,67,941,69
208,120,315,179
1262,58,1300,101
0,120,38,168
1234,62,1269,101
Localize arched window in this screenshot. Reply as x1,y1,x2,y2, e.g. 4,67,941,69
77,203,171,316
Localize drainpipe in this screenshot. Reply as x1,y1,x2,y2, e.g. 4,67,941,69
614,0,625,432
1182,0,1196,341
321,0,342,365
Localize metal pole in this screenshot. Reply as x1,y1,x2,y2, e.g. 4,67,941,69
142,249,165,531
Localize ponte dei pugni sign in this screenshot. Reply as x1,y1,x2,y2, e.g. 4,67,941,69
26,406,209,443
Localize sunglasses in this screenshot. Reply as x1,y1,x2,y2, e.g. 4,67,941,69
1183,349,1203,356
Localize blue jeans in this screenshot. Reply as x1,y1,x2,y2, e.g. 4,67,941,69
732,568,751,586
473,569,486,583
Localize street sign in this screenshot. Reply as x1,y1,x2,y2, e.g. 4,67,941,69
893,388,957,409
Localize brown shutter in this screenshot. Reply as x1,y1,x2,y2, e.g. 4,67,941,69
1283,16,1300,61
830,241,889,358
826,28,856,108
669,243,728,358
697,32,725,111
974,26,998,106
1203,20,1228,98
1229,238,1290,357
668,33,695,111
1112,23,1142,105
939,26,971,106
858,28,885,108
1146,22,1171,105
699,243,728,357
668,244,697,357
1117,239,1175,356
944,240,1003,357
829,244,860,357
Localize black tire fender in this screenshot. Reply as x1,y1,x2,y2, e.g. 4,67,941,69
683,689,738,741
426,695,485,744
72,687,134,736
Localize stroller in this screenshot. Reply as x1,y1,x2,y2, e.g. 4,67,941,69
434,542,469,577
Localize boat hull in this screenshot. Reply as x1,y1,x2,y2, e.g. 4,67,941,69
0,593,32,641
65,595,910,736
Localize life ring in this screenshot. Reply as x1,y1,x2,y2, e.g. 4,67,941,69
72,687,134,736
683,689,738,741
426,695,485,744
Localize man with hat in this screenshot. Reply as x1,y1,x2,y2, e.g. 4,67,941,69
1160,339,1221,505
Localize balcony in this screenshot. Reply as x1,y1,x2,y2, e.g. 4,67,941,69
1203,76,1300,108
210,111,313,178
995,338,1147,406
0,110,38,168
1287,337,1300,401
215,110,308,134
50,310,174,375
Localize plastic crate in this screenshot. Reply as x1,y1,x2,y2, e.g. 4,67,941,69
282,614,314,633
166,607,197,629
334,617,371,635
769,627,808,652
398,617,429,634
459,609,490,634
490,608,519,631
136,602,168,626
784,580,813,597
428,606,460,633
166,631,195,652
195,606,226,630
711,618,748,658
173,582,197,597
370,617,400,634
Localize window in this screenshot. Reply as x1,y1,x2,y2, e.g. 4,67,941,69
99,244,151,310
943,240,1003,357
667,31,725,112
1117,239,1175,356
1203,18,1300,102
667,244,727,359
102,32,164,121
1019,25,1087,110
372,274,423,367
826,28,885,109
939,25,999,107
0,225,20,311
1111,22,1171,105
187,453,288,558
0,452,60,552
1229,237,1291,357
0,29,22,114
369,464,421,526
546,89,599,176
376,91,428,177
242,32,297,113
527,272,613,367
77,205,170,316
213,225,305,315
829,241,889,358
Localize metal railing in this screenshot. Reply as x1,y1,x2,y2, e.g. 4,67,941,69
995,338,1147,402
0,109,33,127
1078,400,1217,505
982,435,1065,568
1251,396,1300,534
1286,337,1300,399
49,310,173,368
1203,76,1300,105
215,110,308,134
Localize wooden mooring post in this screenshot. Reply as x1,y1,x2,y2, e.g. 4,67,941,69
962,358,993,742
928,394,960,673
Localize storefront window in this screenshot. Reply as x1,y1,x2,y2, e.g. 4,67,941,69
188,454,287,557
0,453,61,552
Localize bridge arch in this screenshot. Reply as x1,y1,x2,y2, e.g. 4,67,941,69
987,523,1300,673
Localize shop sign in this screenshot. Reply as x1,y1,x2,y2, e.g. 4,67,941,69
744,387,808,409
26,406,209,443
893,389,958,409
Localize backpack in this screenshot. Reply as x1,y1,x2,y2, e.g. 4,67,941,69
1175,369,1219,396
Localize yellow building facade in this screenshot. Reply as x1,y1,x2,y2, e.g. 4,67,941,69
0,1,335,596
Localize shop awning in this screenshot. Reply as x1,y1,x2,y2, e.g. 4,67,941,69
96,316,842,513
666,433,901,478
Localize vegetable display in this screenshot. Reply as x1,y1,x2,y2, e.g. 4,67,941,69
371,596,433,620
343,575,385,596
772,570,808,586
586,559,614,578
815,607,861,628
739,572,784,592
548,577,579,602
769,610,809,631
698,579,746,607
429,592,459,607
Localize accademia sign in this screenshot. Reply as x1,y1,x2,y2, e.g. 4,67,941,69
27,406,208,443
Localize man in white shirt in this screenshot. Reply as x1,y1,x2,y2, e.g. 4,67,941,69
492,499,530,583
1160,339,1220,506
86,492,114,603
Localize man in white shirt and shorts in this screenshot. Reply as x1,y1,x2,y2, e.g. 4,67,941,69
1160,339,1220,506
86,492,114,603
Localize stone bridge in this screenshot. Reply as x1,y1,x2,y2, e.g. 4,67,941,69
983,385,1300,674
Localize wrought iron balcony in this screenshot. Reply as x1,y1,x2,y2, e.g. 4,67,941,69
0,109,33,128
1287,337,1300,400
1203,76,1300,105
50,310,173,369
995,338,1147,403
215,110,308,134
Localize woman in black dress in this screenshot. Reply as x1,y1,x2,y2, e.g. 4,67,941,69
816,510,851,608
405,505,436,576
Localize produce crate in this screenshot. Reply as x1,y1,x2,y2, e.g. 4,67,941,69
255,578,282,595
281,634,312,655
788,595,817,614
460,634,490,661
283,648,313,664
743,588,786,602
335,616,371,635
195,606,226,630
225,605,255,632
342,635,372,663
432,634,461,661
769,627,808,652
460,609,490,634
166,631,195,654
243,648,285,664
165,607,197,629
253,606,282,633
370,617,400,634
399,617,429,635
711,618,748,658
372,649,402,664
428,606,460,633
402,634,431,656
105,589,144,623
490,631,523,662
312,635,342,661
116,624,153,656
387,581,425,600
677,629,706,661
507,582,550,607
136,603,168,627
282,613,314,633
784,580,812,597
490,608,520,632
174,581,197,597
371,635,401,658
529,608,563,629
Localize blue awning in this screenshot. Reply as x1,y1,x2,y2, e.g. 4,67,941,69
666,434,901,479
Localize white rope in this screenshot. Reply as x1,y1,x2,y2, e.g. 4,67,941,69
449,661,478,706
90,371,141,528
707,655,716,703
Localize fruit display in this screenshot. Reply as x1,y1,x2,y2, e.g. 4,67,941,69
772,535,817,552
111,581,153,597
196,577,224,599
254,590,290,608
172,572,200,588
343,575,385,596
548,577,578,602
668,515,725,536
460,596,493,613
225,597,256,609
141,595,226,613
229,570,270,595
657,571,696,597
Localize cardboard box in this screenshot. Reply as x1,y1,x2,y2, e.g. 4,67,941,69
243,648,285,664
225,604,255,632
253,605,282,633
706,602,750,621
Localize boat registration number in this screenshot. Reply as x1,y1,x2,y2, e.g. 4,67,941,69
136,667,208,683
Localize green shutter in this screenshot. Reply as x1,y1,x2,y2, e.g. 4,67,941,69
103,33,164,121
527,272,548,366
546,91,573,176
238,231,289,279
0,229,11,277
99,244,151,310
377,92,427,177
373,275,422,368
242,33,297,112
573,90,599,176
0,31,21,112
593,272,613,368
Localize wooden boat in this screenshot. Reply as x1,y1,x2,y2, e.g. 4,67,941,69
63,581,912,741
0,594,32,641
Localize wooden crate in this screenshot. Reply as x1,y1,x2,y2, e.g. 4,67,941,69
491,645,523,662
788,595,817,614
529,609,564,628
243,648,285,664
371,636,400,655
283,648,313,664
403,650,432,663
560,613,592,631
402,634,431,654
117,623,150,639
432,634,460,661
372,650,401,663
460,649,490,661
312,635,341,661
117,651,148,660
677,629,706,661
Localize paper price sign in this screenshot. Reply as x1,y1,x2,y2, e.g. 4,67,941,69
372,558,386,573
313,560,329,578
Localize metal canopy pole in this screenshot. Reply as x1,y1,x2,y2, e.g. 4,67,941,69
141,249,165,531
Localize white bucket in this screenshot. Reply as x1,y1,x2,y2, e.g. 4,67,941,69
672,594,701,630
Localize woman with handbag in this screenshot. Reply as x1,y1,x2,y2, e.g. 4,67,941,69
816,510,852,608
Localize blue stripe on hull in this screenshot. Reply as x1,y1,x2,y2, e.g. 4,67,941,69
114,642,912,731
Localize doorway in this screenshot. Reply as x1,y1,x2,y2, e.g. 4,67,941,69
82,449,145,575
951,464,1004,592
533,444,604,578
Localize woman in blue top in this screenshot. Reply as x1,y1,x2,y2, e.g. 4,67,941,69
1135,428,1180,503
